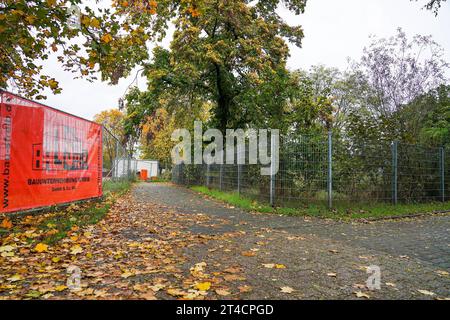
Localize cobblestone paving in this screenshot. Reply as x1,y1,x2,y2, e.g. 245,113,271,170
133,183,450,300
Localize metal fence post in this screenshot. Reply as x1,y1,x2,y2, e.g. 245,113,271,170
237,144,242,195
180,162,185,185
327,131,333,210
270,134,276,207
114,139,119,180
127,154,131,180
237,164,241,195
440,147,445,202
392,141,398,205
123,158,126,181
219,164,223,190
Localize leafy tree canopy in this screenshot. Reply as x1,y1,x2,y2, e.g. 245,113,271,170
0,0,160,98
129,0,307,133
1,0,307,106
414,0,448,15
419,85,450,146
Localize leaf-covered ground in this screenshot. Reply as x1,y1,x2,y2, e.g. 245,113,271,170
0,182,449,300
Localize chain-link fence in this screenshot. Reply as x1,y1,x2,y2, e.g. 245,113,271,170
172,132,450,209
102,126,136,183
445,147,448,202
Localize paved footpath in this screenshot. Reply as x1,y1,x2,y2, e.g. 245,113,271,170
134,182,450,300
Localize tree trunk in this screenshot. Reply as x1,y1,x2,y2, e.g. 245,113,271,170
214,63,230,134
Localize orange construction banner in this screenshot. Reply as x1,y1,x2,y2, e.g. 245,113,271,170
0,90,103,213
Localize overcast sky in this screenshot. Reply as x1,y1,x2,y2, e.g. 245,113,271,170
32,0,450,121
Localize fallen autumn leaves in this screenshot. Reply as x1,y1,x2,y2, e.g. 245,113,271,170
0,193,254,300
2,183,448,300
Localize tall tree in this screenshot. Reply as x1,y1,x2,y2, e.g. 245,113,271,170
284,70,334,133
353,28,449,117
419,85,450,146
301,65,370,131
93,109,126,169
140,0,307,133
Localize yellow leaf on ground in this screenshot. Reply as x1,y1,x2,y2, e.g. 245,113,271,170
417,289,435,296
133,284,147,292
70,245,83,255
1,251,14,257
194,282,211,291
183,291,201,300
327,273,337,277
263,263,286,269
42,293,54,299
167,288,186,297
215,289,231,296
149,283,166,292
1,218,13,229
121,270,134,278
238,285,252,293
34,243,48,253
223,267,241,274
55,285,67,292
84,232,92,238
7,274,23,282
280,286,295,294
353,283,367,289
385,282,396,287
190,262,207,277
354,291,370,299
0,245,15,252
140,291,157,300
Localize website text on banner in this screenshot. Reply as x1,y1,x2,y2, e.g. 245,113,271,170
0,91,103,213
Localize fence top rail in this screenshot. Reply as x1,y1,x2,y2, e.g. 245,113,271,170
0,89,100,126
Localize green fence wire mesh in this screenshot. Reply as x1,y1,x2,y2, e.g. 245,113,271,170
172,132,449,209
102,126,136,183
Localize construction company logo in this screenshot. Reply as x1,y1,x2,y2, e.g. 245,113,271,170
32,143,89,172
32,141,89,172
32,114,90,172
